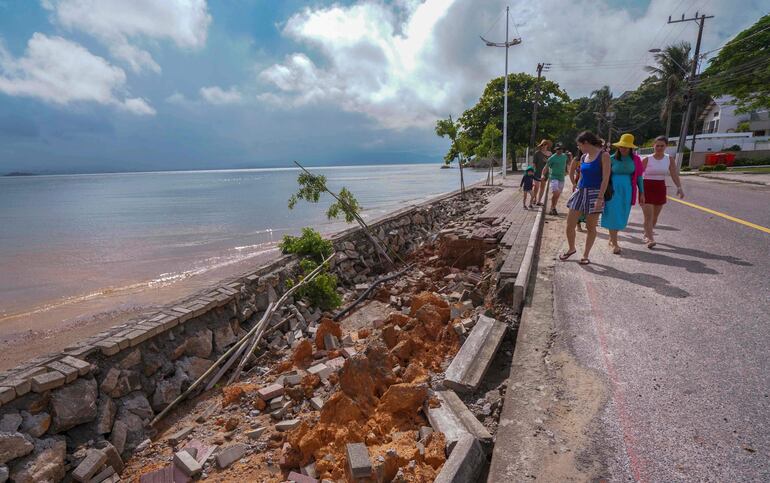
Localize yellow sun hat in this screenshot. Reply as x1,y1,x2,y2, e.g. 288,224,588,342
612,133,638,149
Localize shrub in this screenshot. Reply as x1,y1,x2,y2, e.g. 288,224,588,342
714,164,727,171
279,227,333,263
734,158,770,167
287,259,342,310
700,165,716,172
725,144,742,151
681,166,692,172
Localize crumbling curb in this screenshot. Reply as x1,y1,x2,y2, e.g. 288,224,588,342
434,434,486,483
512,205,545,312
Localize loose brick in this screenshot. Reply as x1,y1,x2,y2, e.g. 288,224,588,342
346,443,372,479
168,426,194,445
287,471,319,483
174,450,202,476
72,448,107,482
94,339,121,356
275,419,300,432
245,427,265,440
308,363,331,379
0,386,15,404
310,397,324,411
257,383,284,400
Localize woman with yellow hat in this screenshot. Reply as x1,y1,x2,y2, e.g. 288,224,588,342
601,133,645,254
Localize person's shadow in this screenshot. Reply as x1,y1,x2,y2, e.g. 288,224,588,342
621,247,720,274
582,262,690,298
651,243,752,267
627,222,680,232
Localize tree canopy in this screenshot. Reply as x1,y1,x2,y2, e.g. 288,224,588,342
701,14,770,112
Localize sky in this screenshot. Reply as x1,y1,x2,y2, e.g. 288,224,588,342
0,0,766,174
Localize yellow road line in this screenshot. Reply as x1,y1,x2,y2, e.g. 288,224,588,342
667,196,770,235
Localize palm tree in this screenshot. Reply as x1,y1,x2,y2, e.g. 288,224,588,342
646,41,692,139
590,85,613,138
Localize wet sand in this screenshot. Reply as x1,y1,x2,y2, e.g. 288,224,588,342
0,247,281,371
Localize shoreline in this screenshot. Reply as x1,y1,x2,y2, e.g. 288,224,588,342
0,180,481,371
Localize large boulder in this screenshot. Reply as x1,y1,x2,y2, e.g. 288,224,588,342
20,411,51,438
177,356,213,381
49,378,98,433
213,324,237,352
0,432,33,464
151,369,185,411
100,368,141,399
9,437,66,483
95,396,116,435
113,413,146,456
119,392,154,420
184,329,213,358
0,413,22,432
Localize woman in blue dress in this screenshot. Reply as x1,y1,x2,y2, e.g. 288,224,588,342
601,133,645,254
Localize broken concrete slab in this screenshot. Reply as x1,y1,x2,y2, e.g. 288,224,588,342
173,450,202,477
288,471,318,483
257,383,284,400
245,427,265,440
168,426,193,446
216,443,248,469
182,439,216,465
309,397,324,411
90,466,115,483
346,443,372,480
443,314,507,392
308,363,331,379
433,434,486,483
425,390,492,452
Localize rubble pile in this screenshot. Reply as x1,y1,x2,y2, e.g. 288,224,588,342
110,187,517,482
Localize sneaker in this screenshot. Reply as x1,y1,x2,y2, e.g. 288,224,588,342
549,208,558,215
523,205,528,210
536,202,544,206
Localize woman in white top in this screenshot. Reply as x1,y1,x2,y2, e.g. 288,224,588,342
641,136,684,248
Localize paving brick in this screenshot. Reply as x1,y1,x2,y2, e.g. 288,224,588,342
183,439,216,465
0,386,15,404
341,347,357,358
216,443,248,469
72,448,107,482
346,442,372,479
127,330,151,347
59,356,92,376
326,356,345,371
174,450,202,476
275,419,300,431
245,427,266,440
64,344,96,358
4,377,31,398
46,361,78,383
95,338,121,356
257,383,284,400
31,370,65,392
308,363,332,379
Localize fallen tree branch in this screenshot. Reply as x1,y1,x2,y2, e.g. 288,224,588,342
333,264,414,321
150,253,333,426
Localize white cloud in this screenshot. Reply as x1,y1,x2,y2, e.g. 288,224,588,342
258,0,766,129
0,33,154,115
42,0,211,73
199,86,243,105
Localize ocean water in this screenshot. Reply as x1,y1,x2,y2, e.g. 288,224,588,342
0,164,485,319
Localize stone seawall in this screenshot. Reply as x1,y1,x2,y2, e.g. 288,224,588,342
0,186,480,482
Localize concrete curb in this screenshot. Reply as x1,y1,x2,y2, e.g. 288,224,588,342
512,205,545,312
698,174,769,186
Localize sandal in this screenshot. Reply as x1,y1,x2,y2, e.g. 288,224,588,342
612,245,621,255
579,258,590,265
558,250,576,261
646,240,657,249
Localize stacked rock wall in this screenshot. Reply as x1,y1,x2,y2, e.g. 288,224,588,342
0,186,482,481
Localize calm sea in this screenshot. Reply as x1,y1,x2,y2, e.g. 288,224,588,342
0,164,485,319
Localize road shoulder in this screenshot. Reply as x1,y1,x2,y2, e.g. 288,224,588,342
489,207,608,482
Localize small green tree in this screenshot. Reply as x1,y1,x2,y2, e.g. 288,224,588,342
475,123,502,185
279,228,341,310
288,172,361,223
435,115,467,196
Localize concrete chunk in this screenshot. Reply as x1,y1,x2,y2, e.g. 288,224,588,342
46,361,78,383
216,443,248,469
433,434,486,483
288,471,319,483
346,442,372,479
174,450,202,476
308,363,331,379
0,386,15,404
443,315,507,392
30,370,65,392
245,427,266,439
425,390,492,452
310,396,324,410
72,448,107,482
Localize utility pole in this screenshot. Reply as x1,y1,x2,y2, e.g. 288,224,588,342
529,62,550,162
481,7,522,179
606,111,616,146
668,11,713,168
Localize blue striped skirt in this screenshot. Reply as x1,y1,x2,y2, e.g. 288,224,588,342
567,187,603,214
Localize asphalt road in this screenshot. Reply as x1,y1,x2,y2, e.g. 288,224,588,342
552,177,770,482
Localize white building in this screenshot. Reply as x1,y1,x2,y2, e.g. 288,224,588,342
699,96,750,134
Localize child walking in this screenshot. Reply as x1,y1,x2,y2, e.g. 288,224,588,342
520,166,535,209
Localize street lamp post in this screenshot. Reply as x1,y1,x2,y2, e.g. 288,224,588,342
481,6,521,179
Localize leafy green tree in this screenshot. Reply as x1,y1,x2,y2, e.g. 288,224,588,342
454,73,572,166
475,123,503,160
702,14,770,112
435,115,467,195
590,85,614,136
288,172,361,223
646,41,692,138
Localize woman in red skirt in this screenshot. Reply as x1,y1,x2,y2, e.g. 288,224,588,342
642,136,685,248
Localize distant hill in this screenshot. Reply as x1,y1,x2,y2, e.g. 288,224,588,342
3,172,38,177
